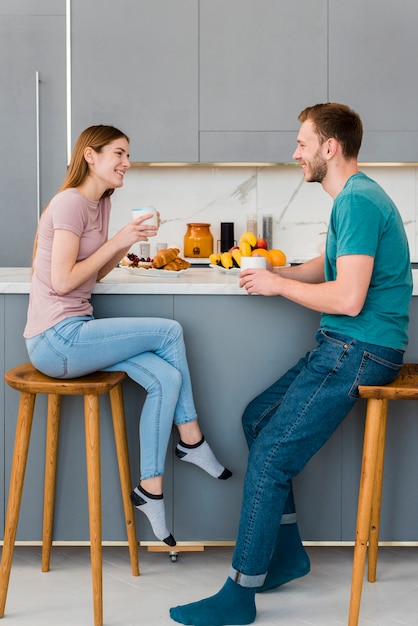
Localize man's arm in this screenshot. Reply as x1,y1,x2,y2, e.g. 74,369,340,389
240,254,374,316
273,254,325,283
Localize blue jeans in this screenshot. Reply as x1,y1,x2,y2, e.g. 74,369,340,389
229,330,404,586
25,315,198,479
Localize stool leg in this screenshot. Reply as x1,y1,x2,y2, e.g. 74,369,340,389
368,401,388,583
42,394,61,573
0,392,36,617
84,394,103,626
109,384,139,577
348,398,387,626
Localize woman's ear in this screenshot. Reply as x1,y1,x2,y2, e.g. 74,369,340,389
84,147,94,164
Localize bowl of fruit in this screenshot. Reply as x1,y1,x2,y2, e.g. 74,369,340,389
209,232,287,272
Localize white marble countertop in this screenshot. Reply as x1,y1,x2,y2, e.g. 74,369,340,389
1,267,418,296
0,267,246,295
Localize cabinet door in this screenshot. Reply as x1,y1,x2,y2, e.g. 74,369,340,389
71,0,198,163
0,4,66,266
199,0,328,162
2,294,176,542
329,0,418,162
0,297,4,533
172,295,339,541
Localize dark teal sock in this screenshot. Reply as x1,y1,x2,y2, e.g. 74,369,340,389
170,577,256,625
257,522,310,593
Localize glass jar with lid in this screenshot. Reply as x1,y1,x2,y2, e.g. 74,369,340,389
184,223,213,258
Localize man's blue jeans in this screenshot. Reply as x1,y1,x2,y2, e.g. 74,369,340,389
25,315,198,479
230,330,404,586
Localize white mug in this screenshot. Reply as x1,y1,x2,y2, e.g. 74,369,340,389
131,207,158,227
240,255,267,271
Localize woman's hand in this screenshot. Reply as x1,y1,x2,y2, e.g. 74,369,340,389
115,210,160,247
50,210,162,294
132,209,161,241
97,210,161,280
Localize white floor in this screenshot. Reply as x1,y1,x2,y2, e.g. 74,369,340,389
2,545,418,625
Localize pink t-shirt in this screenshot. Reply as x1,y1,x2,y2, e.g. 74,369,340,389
24,188,111,338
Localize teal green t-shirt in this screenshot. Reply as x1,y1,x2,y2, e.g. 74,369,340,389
320,172,412,350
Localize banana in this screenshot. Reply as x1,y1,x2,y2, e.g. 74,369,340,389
220,252,234,269
239,231,257,248
209,253,222,266
231,249,242,267
239,241,252,257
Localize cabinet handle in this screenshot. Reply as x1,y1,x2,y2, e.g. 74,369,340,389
35,70,41,222
66,0,72,165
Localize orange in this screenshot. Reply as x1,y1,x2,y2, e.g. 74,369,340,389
251,248,270,259
268,249,287,266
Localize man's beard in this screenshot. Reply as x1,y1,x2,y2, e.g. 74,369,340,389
306,150,327,183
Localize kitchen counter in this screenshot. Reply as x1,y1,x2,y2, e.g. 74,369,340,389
1,266,418,295
0,267,243,295
1,268,418,546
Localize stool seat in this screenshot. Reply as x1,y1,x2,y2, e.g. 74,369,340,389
349,363,418,626
5,362,127,395
0,363,139,626
358,363,418,400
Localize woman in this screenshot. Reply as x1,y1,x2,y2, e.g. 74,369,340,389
24,125,231,546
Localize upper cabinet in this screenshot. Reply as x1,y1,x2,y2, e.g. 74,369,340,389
71,0,199,163
58,0,418,165
0,1,66,267
329,0,418,162
199,0,328,162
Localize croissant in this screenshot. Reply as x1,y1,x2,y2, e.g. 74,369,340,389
163,258,191,271
152,247,180,268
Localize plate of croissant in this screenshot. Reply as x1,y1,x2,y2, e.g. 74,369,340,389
120,247,191,277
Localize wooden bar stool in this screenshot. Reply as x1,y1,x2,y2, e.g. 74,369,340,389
0,363,140,626
348,363,418,626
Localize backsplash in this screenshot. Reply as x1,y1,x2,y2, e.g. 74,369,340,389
110,165,418,263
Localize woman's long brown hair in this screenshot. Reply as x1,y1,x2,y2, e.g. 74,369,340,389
32,125,129,264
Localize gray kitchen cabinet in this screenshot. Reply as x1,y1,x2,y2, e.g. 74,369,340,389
172,295,341,541
0,297,5,533
329,0,418,162
199,0,328,163
3,294,175,542
70,0,198,163
0,2,66,267
2,290,418,542
4,295,46,541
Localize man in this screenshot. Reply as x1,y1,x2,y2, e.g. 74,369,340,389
170,103,412,625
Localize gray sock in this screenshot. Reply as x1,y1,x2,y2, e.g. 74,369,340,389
175,437,232,479
130,485,176,546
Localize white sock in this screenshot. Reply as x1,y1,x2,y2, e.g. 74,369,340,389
130,485,176,546
175,437,232,479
